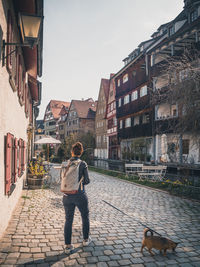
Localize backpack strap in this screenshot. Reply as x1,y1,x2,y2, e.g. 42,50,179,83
63,160,72,177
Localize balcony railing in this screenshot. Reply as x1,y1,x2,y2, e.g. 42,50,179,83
118,123,152,140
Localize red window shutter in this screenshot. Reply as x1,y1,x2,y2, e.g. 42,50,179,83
18,139,22,177
21,140,26,171
5,133,13,195
6,10,13,73
14,138,18,183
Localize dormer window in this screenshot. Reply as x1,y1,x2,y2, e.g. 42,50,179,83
123,74,128,83
169,25,175,36
190,10,198,22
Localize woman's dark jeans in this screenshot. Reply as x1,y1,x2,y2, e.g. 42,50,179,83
63,193,89,245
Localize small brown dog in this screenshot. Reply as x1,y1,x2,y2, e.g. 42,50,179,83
141,228,178,256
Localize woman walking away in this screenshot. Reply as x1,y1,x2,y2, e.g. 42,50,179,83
61,142,91,253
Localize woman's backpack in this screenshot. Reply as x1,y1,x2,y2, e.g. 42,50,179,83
60,159,83,194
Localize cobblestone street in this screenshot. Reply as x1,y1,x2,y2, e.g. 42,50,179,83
0,170,200,267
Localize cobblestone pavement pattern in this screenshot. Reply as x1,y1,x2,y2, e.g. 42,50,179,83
0,170,200,267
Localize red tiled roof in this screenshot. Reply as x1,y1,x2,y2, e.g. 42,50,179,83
71,99,97,119
49,100,70,119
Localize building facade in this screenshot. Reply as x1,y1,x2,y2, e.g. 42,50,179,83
0,0,43,237
44,100,70,139
106,74,119,159
65,98,97,137
147,0,200,164
113,0,200,165
114,40,154,162
57,105,70,143
95,79,109,159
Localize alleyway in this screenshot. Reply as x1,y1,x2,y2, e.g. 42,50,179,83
0,171,200,267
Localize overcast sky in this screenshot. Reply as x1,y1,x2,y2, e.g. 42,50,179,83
38,0,184,119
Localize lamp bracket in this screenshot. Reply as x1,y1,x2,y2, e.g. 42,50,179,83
2,39,33,66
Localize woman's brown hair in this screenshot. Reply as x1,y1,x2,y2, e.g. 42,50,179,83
72,142,83,156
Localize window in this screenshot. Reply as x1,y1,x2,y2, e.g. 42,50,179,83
111,102,113,111
124,95,130,105
132,70,137,77
140,85,147,97
125,118,131,128
190,10,198,22
118,98,121,107
151,54,155,66
110,90,113,97
131,90,138,101
134,116,139,126
119,120,123,129
182,139,189,154
117,79,120,87
114,117,117,126
49,121,56,126
169,25,175,36
142,114,149,124
123,74,128,83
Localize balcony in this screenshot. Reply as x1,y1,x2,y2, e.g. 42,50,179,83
117,95,150,119
155,117,179,134
118,123,152,140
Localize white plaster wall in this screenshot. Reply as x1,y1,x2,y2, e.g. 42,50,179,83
0,2,29,237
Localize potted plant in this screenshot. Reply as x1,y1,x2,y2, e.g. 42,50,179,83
27,159,47,189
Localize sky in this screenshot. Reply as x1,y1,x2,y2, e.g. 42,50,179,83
38,0,184,119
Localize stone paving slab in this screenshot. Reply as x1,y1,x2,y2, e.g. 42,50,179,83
0,170,200,266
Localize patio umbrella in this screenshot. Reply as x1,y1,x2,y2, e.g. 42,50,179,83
35,135,61,161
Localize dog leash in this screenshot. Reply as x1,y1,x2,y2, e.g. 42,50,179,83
102,200,162,237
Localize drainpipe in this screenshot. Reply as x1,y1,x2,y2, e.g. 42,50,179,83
179,134,183,164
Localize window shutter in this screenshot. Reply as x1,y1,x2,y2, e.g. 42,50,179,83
21,140,26,171
15,50,19,89
25,84,29,117
14,138,18,183
22,71,26,105
18,55,22,100
6,10,13,73
5,133,13,195
18,139,22,177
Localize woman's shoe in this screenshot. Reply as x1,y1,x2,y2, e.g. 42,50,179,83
83,236,92,246
64,244,74,254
